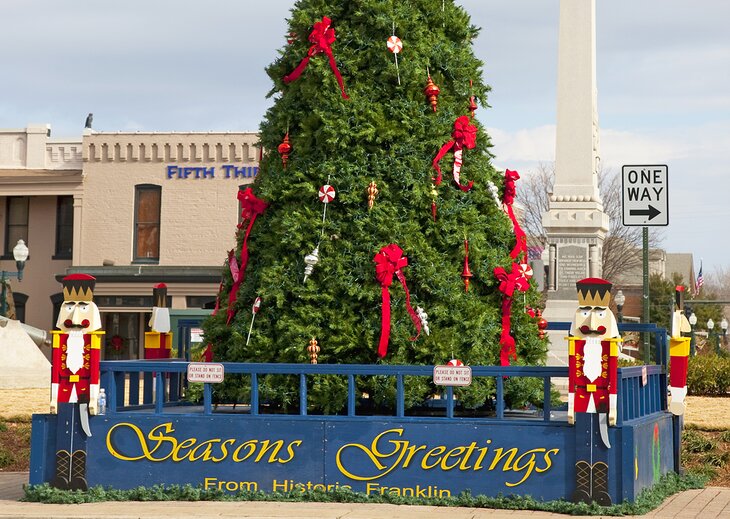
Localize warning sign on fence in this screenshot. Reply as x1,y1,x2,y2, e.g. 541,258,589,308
433,365,472,386
187,362,224,383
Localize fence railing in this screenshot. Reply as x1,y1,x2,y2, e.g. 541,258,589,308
547,322,669,366
100,360,669,425
101,361,568,423
618,364,667,424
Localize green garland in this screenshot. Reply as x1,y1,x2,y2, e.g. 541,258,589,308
23,472,707,515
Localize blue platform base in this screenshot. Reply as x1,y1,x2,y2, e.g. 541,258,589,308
30,410,677,503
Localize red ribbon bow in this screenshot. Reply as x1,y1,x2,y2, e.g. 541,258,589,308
283,16,349,99
226,188,268,325
374,244,422,358
494,263,530,366
502,169,527,261
433,116,477,192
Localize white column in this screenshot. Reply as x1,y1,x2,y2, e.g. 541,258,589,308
553,0,601,203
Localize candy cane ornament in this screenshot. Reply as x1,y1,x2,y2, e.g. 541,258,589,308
387,30,403,85
245,296,262,346
318,184,336,233
304,183,337,283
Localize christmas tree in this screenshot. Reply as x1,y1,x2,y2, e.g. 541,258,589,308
203,0,547,413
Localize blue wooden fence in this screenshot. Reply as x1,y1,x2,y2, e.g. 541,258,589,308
99,321,669,425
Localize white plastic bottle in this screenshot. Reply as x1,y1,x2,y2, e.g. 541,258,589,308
98,388,107,415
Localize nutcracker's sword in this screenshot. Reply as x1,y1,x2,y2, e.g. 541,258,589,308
598,413,610,448
79,403,92,437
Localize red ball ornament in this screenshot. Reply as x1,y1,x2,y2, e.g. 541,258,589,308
447,359,464,367
424,75,440,112
537,309,548,339
277,132,292,169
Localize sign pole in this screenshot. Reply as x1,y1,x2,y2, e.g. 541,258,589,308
643,226,650,363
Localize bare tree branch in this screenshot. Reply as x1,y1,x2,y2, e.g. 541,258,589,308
516,162,664,281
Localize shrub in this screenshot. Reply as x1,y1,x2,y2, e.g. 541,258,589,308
687,354,730,396
682,430,716,453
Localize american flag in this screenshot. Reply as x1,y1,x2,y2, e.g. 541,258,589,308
695,262,704,296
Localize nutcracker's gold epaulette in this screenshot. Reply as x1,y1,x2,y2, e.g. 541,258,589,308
669,336,691,357
566,336,577,356
50,329,105,348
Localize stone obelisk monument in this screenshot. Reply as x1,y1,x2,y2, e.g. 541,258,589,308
543,0,609,366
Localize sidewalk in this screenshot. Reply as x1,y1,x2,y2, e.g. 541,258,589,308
1,472,729,518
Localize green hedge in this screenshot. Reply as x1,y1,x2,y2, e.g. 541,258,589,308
687,354,730,396
23,472,706,516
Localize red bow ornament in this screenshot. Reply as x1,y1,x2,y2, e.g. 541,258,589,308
374,244,422,358
283,16,349,99
494,264,530,366
226,188,268,325
433,116,477,192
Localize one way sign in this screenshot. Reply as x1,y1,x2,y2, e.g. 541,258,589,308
621,165,669,226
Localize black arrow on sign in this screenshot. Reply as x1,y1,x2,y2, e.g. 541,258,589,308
629,205,661,220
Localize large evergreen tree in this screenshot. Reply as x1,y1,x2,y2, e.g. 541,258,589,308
204,0,547,412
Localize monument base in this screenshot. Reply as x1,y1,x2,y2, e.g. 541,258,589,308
0,319,51,389
543,299,577,368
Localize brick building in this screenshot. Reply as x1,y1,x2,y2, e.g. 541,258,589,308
0,124,259,359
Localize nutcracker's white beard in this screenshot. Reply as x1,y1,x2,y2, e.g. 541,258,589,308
66,330,85,374
583,336,602,383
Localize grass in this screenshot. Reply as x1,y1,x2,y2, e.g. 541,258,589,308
0,417,32,471
682,426,730,486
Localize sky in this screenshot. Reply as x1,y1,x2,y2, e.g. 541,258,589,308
2,0,729,274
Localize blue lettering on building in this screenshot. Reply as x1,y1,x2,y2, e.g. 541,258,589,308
166,165,258,179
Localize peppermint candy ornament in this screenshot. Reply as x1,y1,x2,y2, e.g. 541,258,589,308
318,184,336,203
517,263,533,281
386,35,403,53
447,359,464,367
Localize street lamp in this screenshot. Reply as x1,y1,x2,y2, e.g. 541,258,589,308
722,318,728,350
707,318,719,354
0,239,29,317
614,290,626,324
689,312,698,356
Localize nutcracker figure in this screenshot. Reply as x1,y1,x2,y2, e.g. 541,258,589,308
668,285,691,415
567,277,621,505
144,283,173,359
49,273,104,490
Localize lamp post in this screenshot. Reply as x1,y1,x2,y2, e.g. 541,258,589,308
707,318,718,354
615,289,626,324
689,312,697,356
722,318,728,351
0,239,29,317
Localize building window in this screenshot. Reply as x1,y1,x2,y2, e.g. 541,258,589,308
51,292,64,329
54,196,74,259
12,293,28,323
134,184,161,263
4,196,29,258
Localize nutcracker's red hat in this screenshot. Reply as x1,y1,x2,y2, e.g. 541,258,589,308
576,278,612,307
62,273,96,302
152,283,168,308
